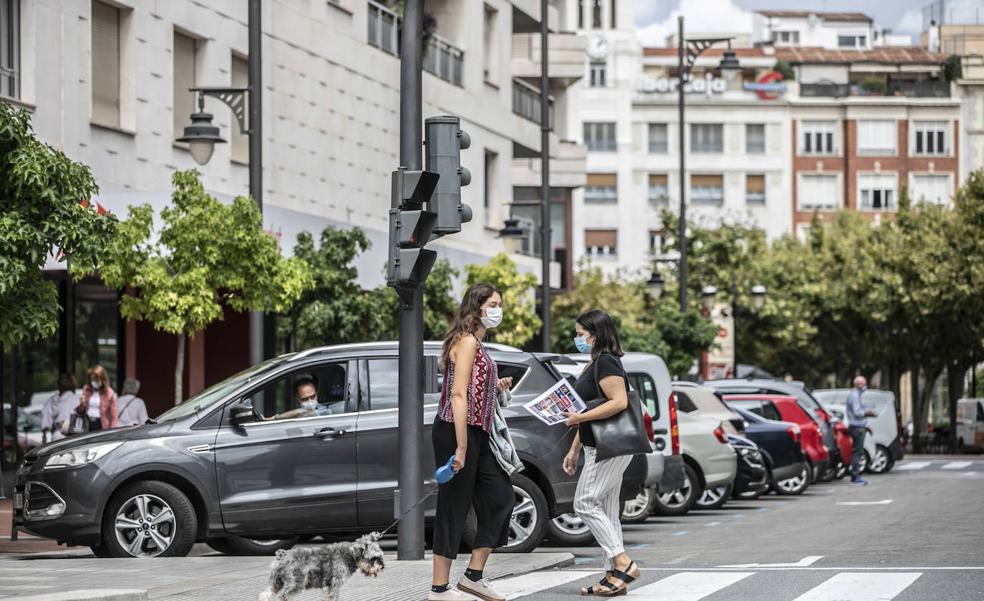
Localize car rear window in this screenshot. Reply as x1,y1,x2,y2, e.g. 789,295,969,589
674,391,699,413
628,373,660,419
761,401,782,421
727,399,762,416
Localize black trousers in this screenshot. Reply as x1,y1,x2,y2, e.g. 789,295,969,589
88,418,102,432
431,419,514,559
849,426,866,477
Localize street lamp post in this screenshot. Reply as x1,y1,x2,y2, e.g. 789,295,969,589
177,0,263,369
700,279,766,377
676,16,736,312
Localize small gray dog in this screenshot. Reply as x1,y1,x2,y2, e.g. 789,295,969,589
259,532,385,601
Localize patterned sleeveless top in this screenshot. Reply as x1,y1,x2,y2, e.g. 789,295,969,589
438,336,498,433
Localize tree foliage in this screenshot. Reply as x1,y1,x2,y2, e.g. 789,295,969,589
97,170,312,403
0,103,116,346
465,253,541,348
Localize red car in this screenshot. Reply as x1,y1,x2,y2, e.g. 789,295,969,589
724,395,830,483
831,421,854,479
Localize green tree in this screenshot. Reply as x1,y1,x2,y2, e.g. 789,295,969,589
465,253,541,348
0,103,116,346
98,170,312,404
370,258,460,341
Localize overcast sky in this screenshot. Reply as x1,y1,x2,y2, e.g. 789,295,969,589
635,0,936,46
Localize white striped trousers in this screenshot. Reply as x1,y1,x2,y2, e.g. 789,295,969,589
574,446,632,570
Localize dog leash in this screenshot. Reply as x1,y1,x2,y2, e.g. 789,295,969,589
377,426,578,538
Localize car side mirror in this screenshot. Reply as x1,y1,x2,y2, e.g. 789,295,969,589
229,402,256,429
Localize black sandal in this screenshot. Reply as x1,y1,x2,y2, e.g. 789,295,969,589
580,577,625,597
611,561,639,585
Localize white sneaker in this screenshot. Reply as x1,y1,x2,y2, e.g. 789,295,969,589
457,576,505,601
428,587,479,601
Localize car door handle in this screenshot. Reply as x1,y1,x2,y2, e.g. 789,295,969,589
314,427,348,440
653,429,668,435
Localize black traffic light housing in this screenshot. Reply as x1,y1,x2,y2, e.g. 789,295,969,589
425,115,473,236
387,168,439,288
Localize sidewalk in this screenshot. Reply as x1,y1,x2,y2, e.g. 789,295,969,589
0,550,575,600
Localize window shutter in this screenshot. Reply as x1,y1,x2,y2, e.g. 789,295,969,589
173,32,198,139
585,229,617,247
746,174,765,193
691,174,722,187
586,173,617,187
649,174,668,186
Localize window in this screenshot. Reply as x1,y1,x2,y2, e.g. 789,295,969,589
776,30,799,45
746,174,765,204
799,173,839,211
230,54,249,163
495,363,528,392
801,121,835,155
584,173,617,203
690,174,724,205
648,123,668,153
675,391,699,413
690,123,723,153
857,120,896,156
367,359,399,411
0,0,19,99
859,173,897,211
838,34,867,48
484,149,497,223
761,401,782,421
483,5,499,84
628,373,660,419
591,0,602,28
243,363,350,420
578,0,584,28
583,122,616,151
913,121,947,155
648,174,668,204
91,1,121,127
173,32,199,141
610,0,617,28
585,229,617,257
367,0,399,55
910,174,951,205
648,229,669,255
589,60,606,87
746,123,765,154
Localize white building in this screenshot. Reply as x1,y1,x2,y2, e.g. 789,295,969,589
753,10,875,50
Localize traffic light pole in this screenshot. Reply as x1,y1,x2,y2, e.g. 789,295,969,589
397,0,426,561
539,0,551,352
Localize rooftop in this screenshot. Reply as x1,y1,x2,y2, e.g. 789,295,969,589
756,10,872,23
642,47,770,58
775,46,945,65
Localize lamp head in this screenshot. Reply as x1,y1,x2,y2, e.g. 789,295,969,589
176,110,226,165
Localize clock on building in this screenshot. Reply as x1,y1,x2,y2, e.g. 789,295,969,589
586,35,611,60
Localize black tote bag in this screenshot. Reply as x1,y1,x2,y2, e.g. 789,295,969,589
586,354,652,461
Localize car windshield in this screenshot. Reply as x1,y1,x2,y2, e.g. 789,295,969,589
155,356,291,422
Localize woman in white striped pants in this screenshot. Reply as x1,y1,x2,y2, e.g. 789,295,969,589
562,310,641,597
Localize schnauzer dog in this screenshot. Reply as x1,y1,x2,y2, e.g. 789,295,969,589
259,532,385,601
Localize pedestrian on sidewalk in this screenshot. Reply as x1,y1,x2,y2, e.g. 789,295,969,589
430,283,515,601
116,378,149,427
561,310,642,597
74,365,118,432
41,373,79,443
846,375,877,485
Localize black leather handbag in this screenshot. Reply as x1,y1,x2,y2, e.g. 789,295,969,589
586,354,652,461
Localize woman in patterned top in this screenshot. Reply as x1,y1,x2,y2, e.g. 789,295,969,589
430,283,515,601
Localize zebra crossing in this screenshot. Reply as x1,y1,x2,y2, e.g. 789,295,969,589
491,568,957,600
895,459,982,471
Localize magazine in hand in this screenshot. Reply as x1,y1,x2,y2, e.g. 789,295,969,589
522,380,587,426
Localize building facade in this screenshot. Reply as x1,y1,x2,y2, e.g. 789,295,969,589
0,0,586,415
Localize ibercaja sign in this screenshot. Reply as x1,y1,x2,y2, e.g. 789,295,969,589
637,71,786,100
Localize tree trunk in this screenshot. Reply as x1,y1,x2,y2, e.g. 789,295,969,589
912,365,941,453
947,361,967,452
174,333,185,406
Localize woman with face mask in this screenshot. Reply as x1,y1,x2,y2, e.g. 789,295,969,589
77,365,118,431
429,283,514,601
561,309,641,596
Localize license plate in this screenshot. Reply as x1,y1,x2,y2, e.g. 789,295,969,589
14,493,22,510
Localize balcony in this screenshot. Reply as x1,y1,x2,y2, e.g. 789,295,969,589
512,79,554,127
511,32,586,88
367,1,464,87
799,79,950,98
511,139,587,189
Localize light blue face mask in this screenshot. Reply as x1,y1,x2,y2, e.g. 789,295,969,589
574,335,592,354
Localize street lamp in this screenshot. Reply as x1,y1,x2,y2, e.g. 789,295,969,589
176,95,225,165
676,16,735,312
718,47,741,83
646,271,665,301
750,283,767,311
700,284,718,312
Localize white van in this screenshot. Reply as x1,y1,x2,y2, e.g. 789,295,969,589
957,398,984,452
813,388,904,473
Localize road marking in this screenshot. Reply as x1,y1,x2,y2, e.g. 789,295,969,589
671,531,689,536
791,572,921,601
942,461,972,469
964,471,977,476
491,570,596,599
895,461,931,471
630,571,754,600
632,567,984,572
704,521,721,527
837,499,893,506
720,556,823,568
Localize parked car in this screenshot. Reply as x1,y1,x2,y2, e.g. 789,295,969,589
553,352,680,533
955,398,984,452
724,395,830,485
729,406,810,495
15,343,646,558
814,388,905,472
2,404,45,453
707,379,840,481
725,434,769,500
673,382,745,435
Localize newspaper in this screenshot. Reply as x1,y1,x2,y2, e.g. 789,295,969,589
522,379,587,425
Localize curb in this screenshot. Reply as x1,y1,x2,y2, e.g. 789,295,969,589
491,552,576,580
9,590,147,601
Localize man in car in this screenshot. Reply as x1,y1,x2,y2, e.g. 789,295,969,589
270,375,331,420
846,375,877,485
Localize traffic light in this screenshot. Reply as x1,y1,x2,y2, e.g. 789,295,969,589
388,168,439,287
425,115,473,236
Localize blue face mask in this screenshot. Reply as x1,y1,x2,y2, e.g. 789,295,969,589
574,335,592,353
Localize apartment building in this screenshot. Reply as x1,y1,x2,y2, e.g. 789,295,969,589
0,0,586,413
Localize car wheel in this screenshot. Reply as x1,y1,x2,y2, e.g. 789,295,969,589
834,461,848,480
206,536,298,556
859,451,869,474
88,544,113,558
101,481,196,558
652,462,700,516
773,461,810,496
545,512,593,546
498,473,548,554
620,487,655,524
696,483,732,509
867,445,891,474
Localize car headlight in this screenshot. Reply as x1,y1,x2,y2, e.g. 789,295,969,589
44,442,123,469
737,447,752,456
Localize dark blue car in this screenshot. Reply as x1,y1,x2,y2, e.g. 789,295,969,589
731,406,810,496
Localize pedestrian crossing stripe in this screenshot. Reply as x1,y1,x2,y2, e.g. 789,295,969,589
490,570,924,600
941,461,972,469
895,461,931,470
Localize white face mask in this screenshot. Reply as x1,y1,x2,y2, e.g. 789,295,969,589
90,380,101,390
481,307,503,329
301,400,318,410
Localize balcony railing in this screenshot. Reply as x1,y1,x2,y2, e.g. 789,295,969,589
512,79,554,127
368,1,464,88
800,79,950,98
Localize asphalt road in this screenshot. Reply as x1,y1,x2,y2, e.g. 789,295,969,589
506,457,984,600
